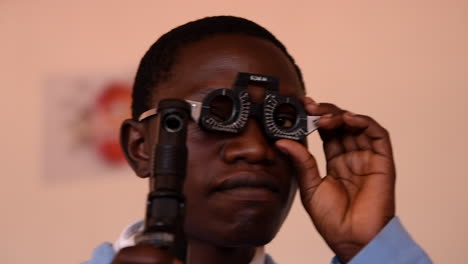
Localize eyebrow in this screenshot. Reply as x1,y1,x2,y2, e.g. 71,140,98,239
196,89,215,96
187,87,219,100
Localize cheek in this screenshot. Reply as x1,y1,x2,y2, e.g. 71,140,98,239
184,125,224,188
182,125,224,211
281,177,298,220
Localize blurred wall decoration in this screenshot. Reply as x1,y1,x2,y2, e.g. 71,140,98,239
43,73,133,181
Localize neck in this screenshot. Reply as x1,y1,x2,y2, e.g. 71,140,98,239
186,239,257,264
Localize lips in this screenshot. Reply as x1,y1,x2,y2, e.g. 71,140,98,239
213,172,281,200
216,176,279,192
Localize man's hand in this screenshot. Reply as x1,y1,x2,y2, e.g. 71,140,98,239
276,97,396,263
111,245,184,264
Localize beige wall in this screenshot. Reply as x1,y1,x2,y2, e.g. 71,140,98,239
2,0,467,263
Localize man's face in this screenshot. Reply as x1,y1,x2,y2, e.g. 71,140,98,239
146,34,304,247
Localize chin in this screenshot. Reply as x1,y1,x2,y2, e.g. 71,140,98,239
183,186,296,249
194,226,279,248
185,206,284,248
221,229,277,247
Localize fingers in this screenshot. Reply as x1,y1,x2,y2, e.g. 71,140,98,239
318,111,362,134
342,112,393,157
304,99,347,159
303,97,392,158
342,134,359,152
275,139,322,205
322,136,345,161
112,245,182,264
303,97,343,116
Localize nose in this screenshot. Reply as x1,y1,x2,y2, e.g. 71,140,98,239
221,119,276,164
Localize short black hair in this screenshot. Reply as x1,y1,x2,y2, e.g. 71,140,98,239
132,15,304,120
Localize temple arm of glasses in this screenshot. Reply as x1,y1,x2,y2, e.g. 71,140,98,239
306,115,321,135
138,100,202,122
138,108,158,121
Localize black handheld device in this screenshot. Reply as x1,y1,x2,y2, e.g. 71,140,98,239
135,99,191,262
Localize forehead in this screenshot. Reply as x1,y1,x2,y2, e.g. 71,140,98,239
154,34,303,102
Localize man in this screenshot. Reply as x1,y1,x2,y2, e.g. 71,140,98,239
84,16,431,264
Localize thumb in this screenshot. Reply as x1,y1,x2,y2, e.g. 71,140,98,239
275,139,322,207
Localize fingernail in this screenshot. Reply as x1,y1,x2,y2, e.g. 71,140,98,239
321,113,333,119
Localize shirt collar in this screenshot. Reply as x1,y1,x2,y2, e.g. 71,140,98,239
113,219,266,264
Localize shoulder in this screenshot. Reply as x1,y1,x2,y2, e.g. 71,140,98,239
81,242,115,264
265,254,277,264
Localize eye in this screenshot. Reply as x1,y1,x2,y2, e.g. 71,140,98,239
209,95,234,122
273,104,297,129
274,114,295,128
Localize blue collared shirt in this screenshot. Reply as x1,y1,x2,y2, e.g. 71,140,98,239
82,217,432,264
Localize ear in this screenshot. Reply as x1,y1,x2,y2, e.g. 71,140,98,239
120,119,151,178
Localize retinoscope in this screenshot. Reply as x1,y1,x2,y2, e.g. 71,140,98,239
136,99,190,262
